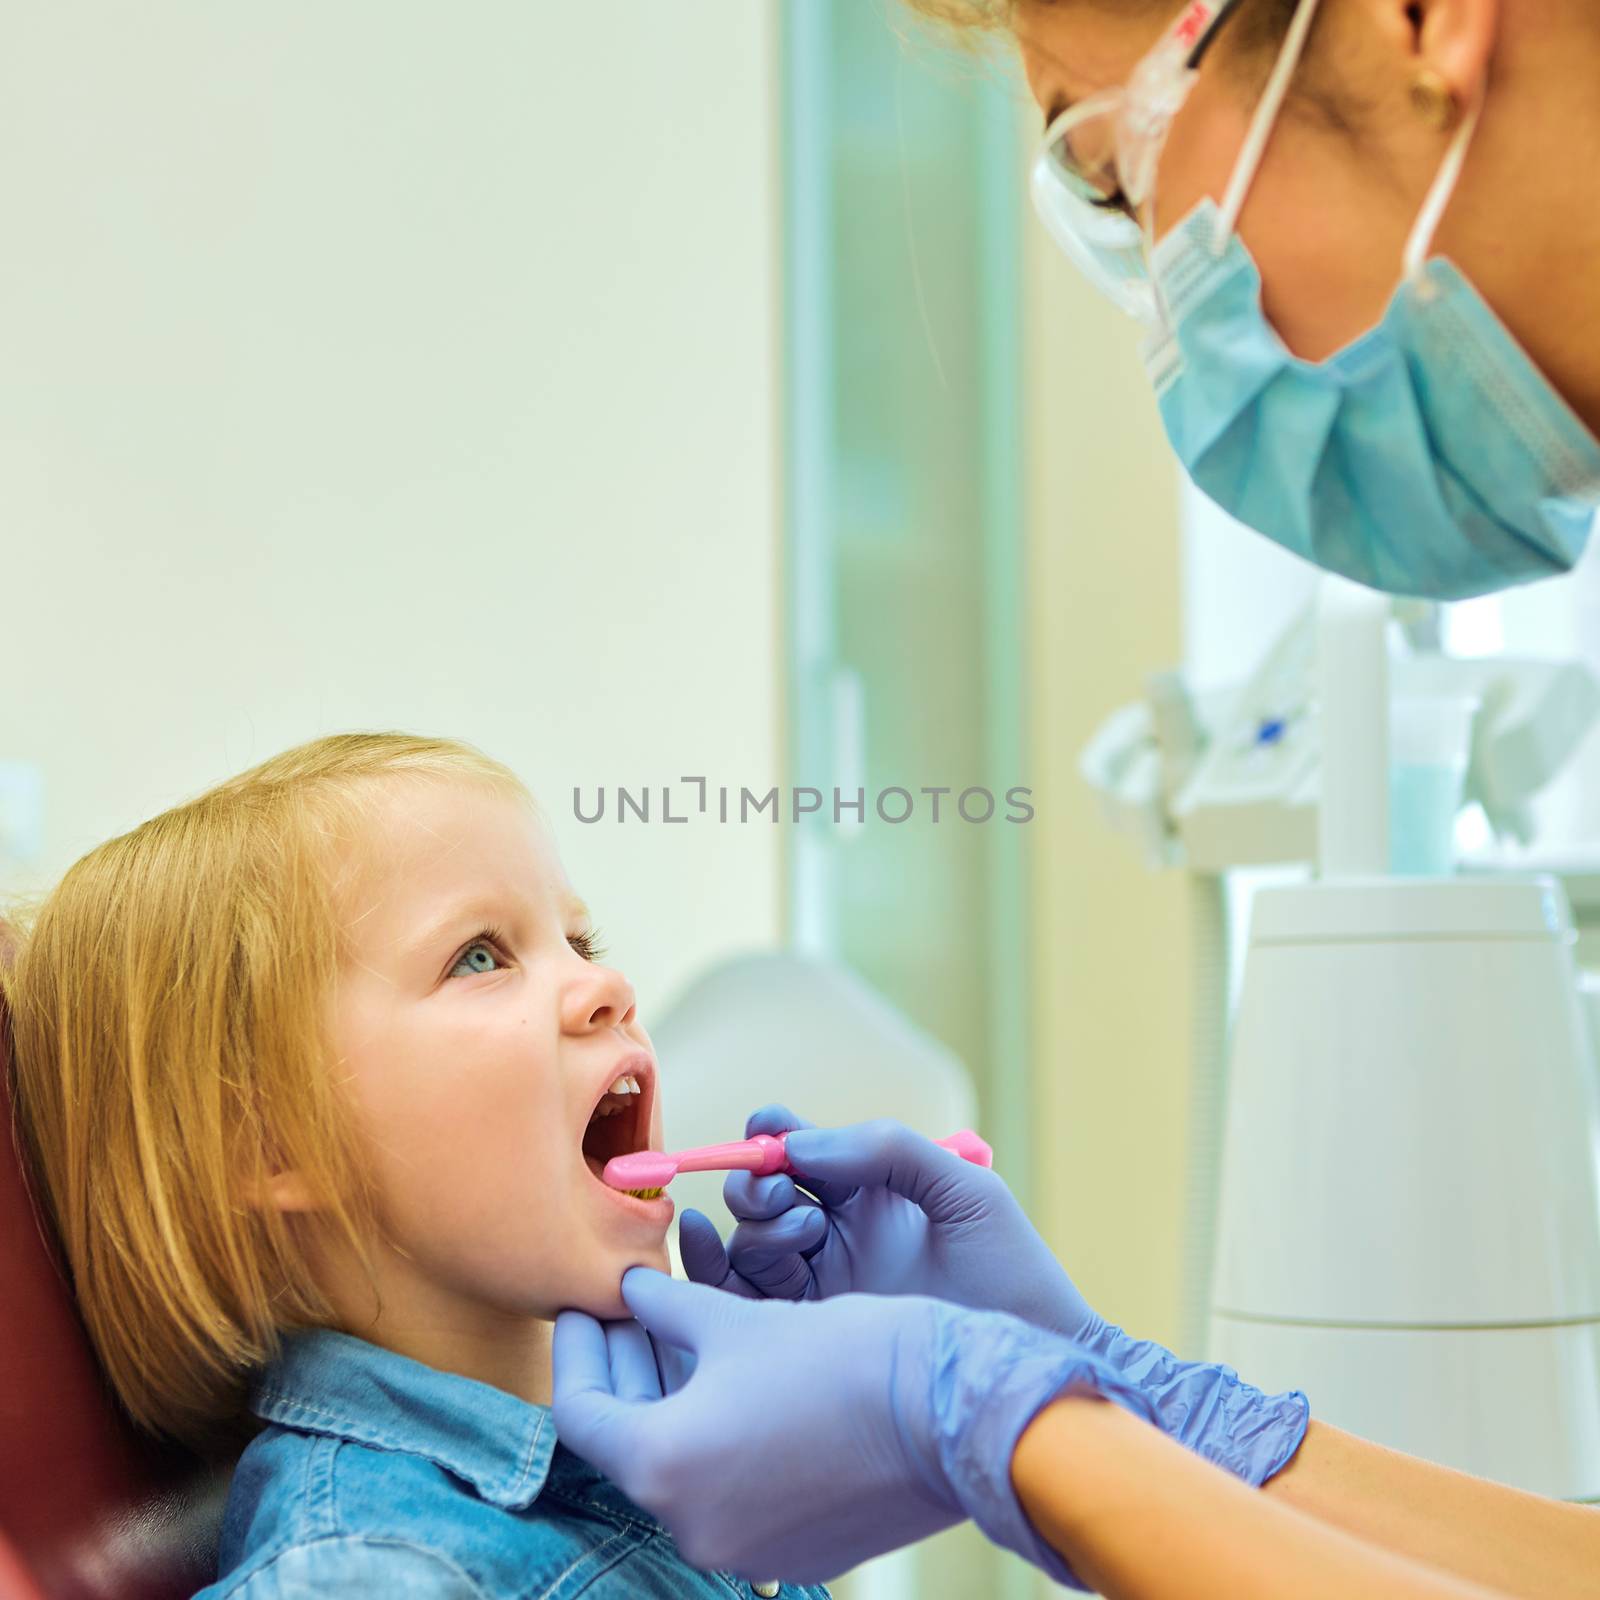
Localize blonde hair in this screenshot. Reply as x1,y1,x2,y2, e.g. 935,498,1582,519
902,0,1014,26
903,0,1311,59
1,731,529,1457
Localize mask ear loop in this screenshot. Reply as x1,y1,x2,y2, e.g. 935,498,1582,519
1401,96,1483,284
1215,0,1325,248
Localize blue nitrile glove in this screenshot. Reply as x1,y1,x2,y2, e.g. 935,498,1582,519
553,1268,1160,1589
678,1107,1310,1490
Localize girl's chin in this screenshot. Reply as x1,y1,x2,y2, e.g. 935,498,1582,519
620,1240,673,1284
569,1245,673,1321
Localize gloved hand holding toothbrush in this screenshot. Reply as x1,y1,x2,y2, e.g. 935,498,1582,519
553,1266,1159,1588
677,1105,1309,1492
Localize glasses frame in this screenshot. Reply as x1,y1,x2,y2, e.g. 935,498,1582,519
1030,0,1248,324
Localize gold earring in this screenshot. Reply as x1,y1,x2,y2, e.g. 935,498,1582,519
1408,68,1458,131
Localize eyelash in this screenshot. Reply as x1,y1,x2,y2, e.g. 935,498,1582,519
449,922,608,977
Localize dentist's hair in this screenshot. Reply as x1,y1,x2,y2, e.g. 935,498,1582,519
902,0,1338,122
901,0,1010,25
903,0,1302,52
0,731,528,1457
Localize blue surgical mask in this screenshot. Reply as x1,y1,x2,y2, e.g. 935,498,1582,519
1143,79,1600,601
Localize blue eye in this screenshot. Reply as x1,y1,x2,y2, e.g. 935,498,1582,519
448,932,506,980
446,922,606,980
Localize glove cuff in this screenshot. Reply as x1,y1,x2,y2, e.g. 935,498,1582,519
1086,1323,1311,1487
909,1307,1161,1592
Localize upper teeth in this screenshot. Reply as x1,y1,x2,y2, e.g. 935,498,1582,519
591,1073,642,1119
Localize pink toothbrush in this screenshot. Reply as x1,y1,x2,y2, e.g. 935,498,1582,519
603,1128,992,1193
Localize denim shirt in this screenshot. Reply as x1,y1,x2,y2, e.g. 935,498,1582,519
193,1326,831,1600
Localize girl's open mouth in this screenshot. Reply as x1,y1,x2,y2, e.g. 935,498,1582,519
580,1055,669,1205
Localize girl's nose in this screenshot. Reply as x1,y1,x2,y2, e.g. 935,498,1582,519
564,960,637,1033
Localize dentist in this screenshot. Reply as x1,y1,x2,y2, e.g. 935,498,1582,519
555,0,1600,1594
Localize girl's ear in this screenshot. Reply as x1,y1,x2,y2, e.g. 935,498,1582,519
241,1169,324,1213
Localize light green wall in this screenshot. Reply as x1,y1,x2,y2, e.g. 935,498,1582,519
0,2,786,1014
781,6,1034,1596
1021,170,1194,1363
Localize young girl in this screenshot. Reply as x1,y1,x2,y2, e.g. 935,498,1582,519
3,731,828,1599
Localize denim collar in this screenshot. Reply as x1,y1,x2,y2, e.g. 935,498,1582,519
249,1327,556,1511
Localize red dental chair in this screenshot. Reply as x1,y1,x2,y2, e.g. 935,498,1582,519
0,920,230,1600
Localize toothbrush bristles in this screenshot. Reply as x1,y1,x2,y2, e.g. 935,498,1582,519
622,1186,663,1200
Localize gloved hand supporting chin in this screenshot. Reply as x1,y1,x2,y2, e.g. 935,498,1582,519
680,1106,1310,1491
553,1269,1159,1589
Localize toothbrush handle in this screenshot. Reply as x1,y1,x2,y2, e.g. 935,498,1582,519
933,1129,994,1169
772,1127,993,1176
671,1137,786,1176
670,1129,995,1182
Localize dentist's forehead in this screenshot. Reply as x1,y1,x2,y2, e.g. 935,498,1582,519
1012,0,1176,108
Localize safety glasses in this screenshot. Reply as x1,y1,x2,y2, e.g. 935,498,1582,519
1028,0,1246,325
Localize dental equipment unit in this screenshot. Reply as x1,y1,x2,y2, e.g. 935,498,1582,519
1082,576,1600,1500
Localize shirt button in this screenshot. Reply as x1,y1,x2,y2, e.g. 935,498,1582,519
752,1583,780,1598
